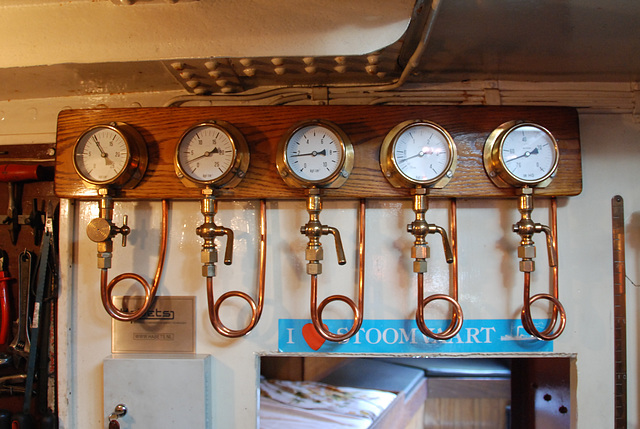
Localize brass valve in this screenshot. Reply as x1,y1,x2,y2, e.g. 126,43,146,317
512,187,557,273
407,188,453,273
86,188,131,269
196,188,233,277
300,188,346,275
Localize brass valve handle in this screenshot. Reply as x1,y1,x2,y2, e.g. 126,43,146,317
300,190,346,267
408,190,454,266
197,189,234,268
86,193,130,247
197,224,234,266
322,226,346,265
512,189,557,271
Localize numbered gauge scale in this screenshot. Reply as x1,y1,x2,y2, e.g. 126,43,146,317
73,122,148,190
276,119,354,189
380,119,457,188
174,120,249,188
483,120,559,188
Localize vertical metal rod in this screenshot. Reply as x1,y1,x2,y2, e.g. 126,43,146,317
611,195,627,428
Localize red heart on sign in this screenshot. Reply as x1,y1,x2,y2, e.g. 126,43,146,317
302,323,326,351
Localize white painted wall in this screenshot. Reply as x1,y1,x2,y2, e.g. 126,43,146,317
50,111,640,428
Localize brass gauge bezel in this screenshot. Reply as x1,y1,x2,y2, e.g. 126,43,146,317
72,122,148,190
380,119,457,189
483,120,559,189
276,119,354,189
174,120,250,189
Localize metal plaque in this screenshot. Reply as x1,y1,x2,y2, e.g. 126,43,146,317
111,296,196,353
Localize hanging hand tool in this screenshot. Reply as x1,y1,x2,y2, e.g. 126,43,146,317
18,199,45,246
12,203,55,429
0,250,11,344
8,250,34,368
0,164,49,245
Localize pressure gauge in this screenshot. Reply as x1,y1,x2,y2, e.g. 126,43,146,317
73,122,148,189
380,120,457,188
174,120,249,188
483,120,559,188
276,119,354,188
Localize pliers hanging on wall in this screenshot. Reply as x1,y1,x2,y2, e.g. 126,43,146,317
0,250,11,345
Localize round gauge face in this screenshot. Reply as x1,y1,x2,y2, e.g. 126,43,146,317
284,124,345,183
176,124,237,184
391,123,454,184
74,126,130,184
500,124,558,183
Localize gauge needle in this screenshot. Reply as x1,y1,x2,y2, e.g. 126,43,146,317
401,148,434,163
505,147,539,163
188,148,220,163
94,140,114,166
291,149,327,157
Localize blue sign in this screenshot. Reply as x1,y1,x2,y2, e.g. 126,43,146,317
278,319,553,353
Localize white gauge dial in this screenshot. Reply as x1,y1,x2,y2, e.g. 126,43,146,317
501,124,558,182
286,124,344,182
174,121,249,188
74,125,131,185
276,120,354,189
393,123,453,183
380,120,457,188
177,124,236,183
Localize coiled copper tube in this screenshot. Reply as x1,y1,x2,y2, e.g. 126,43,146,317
101,199,169,322
520,197,566,340
310,199,365,342
206,199,266,338
415,198,463,340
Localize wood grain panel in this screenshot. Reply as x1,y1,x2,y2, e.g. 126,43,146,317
54,106,582,200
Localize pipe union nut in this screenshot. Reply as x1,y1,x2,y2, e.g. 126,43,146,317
97,253,112,269
411,245,430,259
201,248,218,264
202,264,216,277
413,260,428,273
517,245,536,259
305,247,323,262
519,259,535,272
307,261,322,275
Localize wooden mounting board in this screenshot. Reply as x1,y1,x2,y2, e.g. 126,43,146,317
54,105,581,200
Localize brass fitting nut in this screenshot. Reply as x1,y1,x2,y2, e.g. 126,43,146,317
413,259,428,273
307,261,322,275
305,247,323,262
517,245,536,259
411,245,430,260
201,248,218,264
519,259,535,272
97,252,112,269
202,264,216,277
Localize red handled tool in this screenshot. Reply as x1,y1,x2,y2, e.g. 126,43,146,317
0,250,10,345
0,164,48,245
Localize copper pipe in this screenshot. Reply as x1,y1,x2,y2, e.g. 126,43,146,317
415,198,463,340
206,199,266,338
100,199,169,321
519,197,566,340
310,199,365,342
